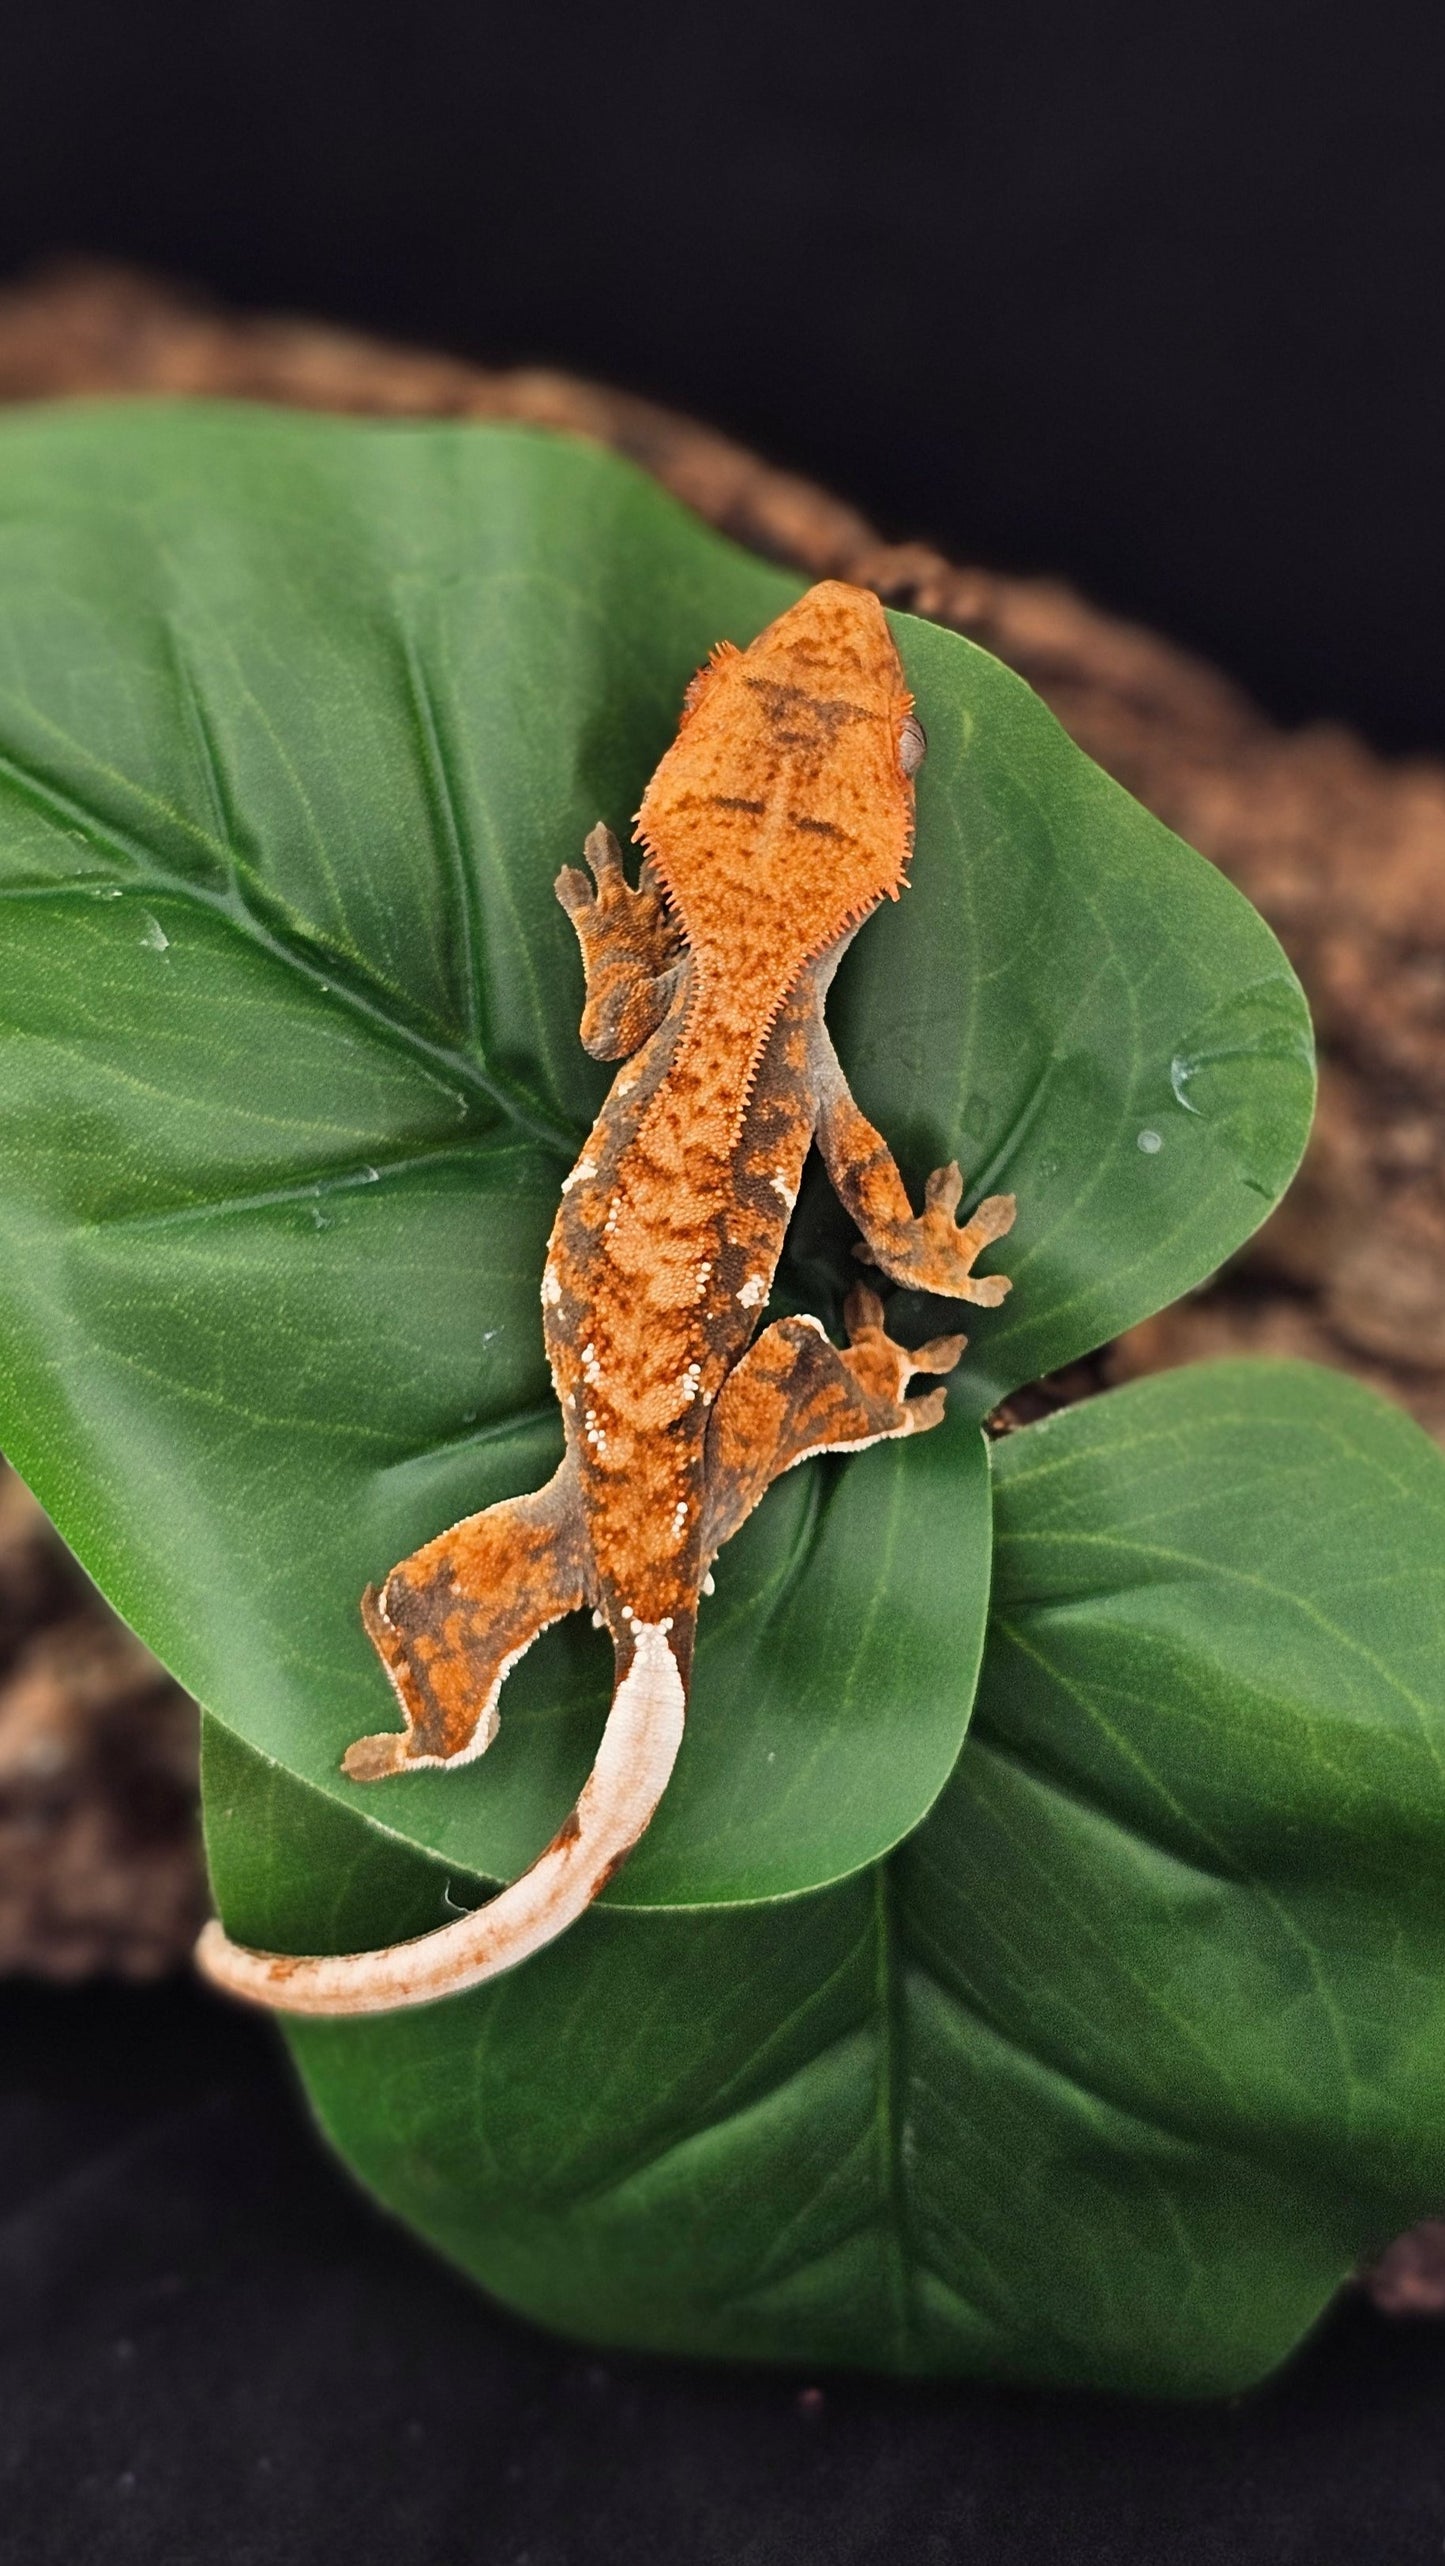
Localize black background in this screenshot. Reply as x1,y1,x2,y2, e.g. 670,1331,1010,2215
8,1977,1445,2566
4,0,1445,750
5,5,1445,2559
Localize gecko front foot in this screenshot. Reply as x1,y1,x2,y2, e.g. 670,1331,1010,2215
854,1161,1015,1305
555,824,682,1060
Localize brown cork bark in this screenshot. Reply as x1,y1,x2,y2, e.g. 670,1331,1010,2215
0,1469,203,1978
0,260,1440,2097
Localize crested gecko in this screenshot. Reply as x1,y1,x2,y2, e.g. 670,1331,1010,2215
198,581,1015,2016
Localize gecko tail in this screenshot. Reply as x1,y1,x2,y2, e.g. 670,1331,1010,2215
194,1622,687,2019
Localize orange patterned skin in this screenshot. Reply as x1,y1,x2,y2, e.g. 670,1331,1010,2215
196,582,1015,2018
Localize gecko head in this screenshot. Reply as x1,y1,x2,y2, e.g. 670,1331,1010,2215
634,582,922,978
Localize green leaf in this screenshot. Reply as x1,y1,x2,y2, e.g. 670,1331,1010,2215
0,402,1309,1909
205,1364,1445,2394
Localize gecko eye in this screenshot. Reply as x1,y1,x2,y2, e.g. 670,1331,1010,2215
898,714,928,777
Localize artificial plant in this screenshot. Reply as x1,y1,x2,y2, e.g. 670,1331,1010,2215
0,404,1440,2393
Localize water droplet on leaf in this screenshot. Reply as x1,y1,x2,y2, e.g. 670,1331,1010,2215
1170,1054,1202,1113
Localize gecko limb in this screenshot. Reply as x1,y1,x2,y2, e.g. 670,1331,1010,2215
344,1462,588,1778
555,822,684,1059
701,1288,965,1556
810,1021,1015,1303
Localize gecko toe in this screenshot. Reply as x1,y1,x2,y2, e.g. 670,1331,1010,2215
843,1283,886,1339
343,1731,408,1782
909,1331,967,1376
554,864,594,917
925,1161,964,1216
904,1386,949,1432
972,1191,1017,1241
583,821,626,889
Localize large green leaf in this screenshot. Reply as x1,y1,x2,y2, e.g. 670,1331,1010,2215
0,402,1309,1906
207,1365,1445,2395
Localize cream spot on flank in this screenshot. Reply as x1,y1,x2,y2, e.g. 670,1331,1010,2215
771,1169,796,1207
737,1273,766,1308
561,1157,598,1194
542,1268,563,1307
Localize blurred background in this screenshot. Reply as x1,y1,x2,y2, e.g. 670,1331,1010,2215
4,6,1445,2561
5,0,1444,749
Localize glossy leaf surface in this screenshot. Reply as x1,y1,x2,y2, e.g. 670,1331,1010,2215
207,1366,1445,2394
0,403,1310,1905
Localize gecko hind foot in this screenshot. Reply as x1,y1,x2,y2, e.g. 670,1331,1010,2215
346,1468,587,1782
343,1583,503,1781
842,1283,967,1414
